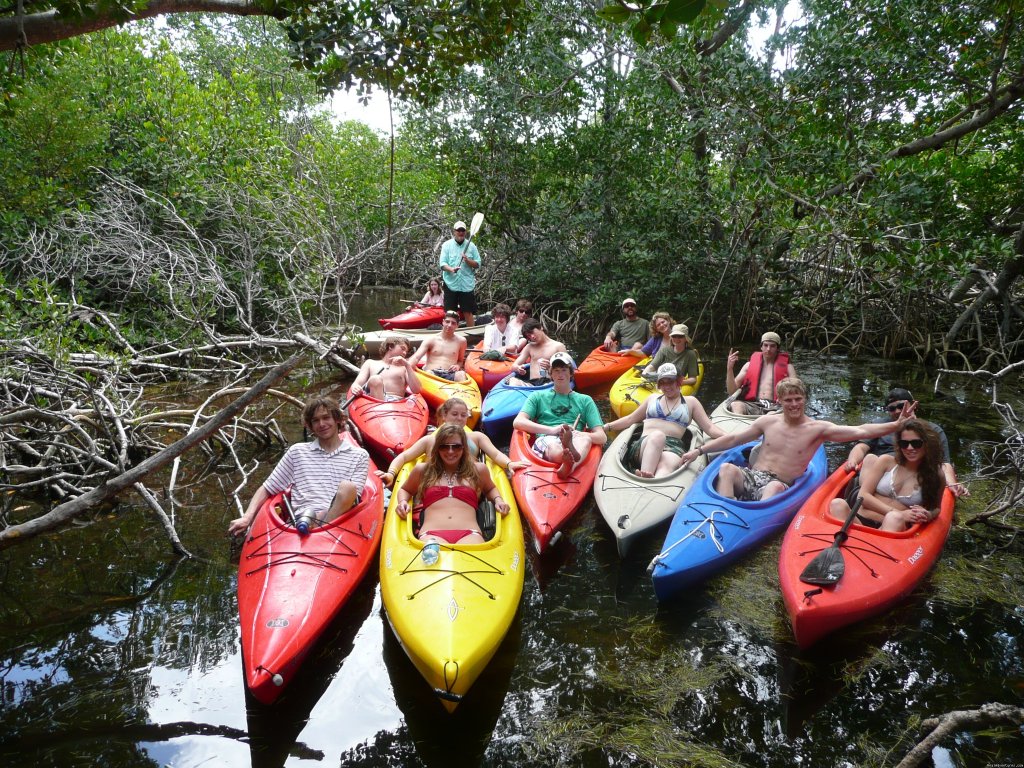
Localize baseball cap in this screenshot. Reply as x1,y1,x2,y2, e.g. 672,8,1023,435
621,298,637,308
656,363,679,381
761,331,781,345
886,387,913,405
453,220,467,231
670,324,690,339
550,351,576,370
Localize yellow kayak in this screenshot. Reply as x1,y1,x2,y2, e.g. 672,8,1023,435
609,356,705,418
413,368,482,427
380,454,525,712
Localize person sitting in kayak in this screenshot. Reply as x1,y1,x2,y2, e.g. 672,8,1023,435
513,352,607,478
227,396,369,536
419,277,444,307
843,386,968,498
506,299,533,352
408,310,468,381
376,398,528,488
394,424,509,545
640,324,699,389
602,297,650,354
629,311,675,359
725,331,797,415
481,303,520,357
830,419,947,531
508,318,568,385
679,378,918,501
350,336,422,401
602,363,724,478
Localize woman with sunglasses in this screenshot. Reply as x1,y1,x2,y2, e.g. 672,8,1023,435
377,398,527,487
829,419,946,531
394,424,510,544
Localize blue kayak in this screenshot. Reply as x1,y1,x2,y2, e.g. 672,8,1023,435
480,372,555,443
650,441,828,601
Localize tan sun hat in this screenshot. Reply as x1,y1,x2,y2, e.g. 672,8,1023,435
670,324,690,340
761,331,781,345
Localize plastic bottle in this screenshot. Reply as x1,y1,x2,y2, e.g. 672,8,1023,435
421,542,440,566
295,515,313,536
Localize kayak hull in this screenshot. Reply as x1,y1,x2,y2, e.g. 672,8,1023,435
609,359,705,418
574,346,641,391
779,466,955,649
480,374,554,444
465,341,516,394
413,369,482,428
237,459,384,704
347,390,429,464
379,305,446,330
651,441,828,600
380,456,525,712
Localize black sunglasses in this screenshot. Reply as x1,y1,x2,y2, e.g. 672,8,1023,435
897,438,924,449
886,403,906,413
440,443,464,451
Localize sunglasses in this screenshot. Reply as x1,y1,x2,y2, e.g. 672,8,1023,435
886,403,906,413
440,443,464,451
897,438,924,449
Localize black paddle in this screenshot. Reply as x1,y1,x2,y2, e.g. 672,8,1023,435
800,496,864,586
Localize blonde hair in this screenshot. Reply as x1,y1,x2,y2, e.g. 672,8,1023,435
648,311,675,337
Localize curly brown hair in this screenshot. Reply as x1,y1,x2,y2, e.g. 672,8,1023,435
895,419,946,510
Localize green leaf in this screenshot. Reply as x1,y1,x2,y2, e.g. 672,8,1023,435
596,4,631,23
664,0,706,24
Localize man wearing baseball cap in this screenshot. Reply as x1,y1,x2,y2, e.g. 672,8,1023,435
843,386,968,497
725,331,797,415
439,219,481,325
601,298,649,354
513,352,606,478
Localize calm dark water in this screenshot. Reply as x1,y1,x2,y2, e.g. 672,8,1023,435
2,288,1022,767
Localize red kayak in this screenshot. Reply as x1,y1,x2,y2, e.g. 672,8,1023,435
509,429,601,553
237,448,384,704
778,466,954,649
378,305,446,330
573,346,641,390
347,390,429,462
464,341,516,394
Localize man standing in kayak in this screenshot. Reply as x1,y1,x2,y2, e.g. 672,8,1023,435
227,396,369,536
725,331,797,414
408,310,469,382
439,219,481,326
513,352,607,478
680,378,917,501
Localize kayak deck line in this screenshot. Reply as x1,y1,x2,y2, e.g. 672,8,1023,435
242,520,378,576
397,547,505,601
596,472,688,503
519,468,584,498
796,529,900,576
650,502,752,566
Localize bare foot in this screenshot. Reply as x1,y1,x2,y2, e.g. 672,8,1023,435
559,426,581,463
556,458,573,479
635,469,654,478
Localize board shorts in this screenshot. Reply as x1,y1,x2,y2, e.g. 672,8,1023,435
531,434,561,460
625,434,685,469
383,392,404,402
736,466,790,501
444,287,477,315
735,399,780,416
431,368,458,381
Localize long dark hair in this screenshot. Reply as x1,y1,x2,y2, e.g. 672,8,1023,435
896,419,945,509
420,424,480,498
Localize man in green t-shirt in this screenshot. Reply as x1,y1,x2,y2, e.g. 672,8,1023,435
602,298,649,354
513,352,607,478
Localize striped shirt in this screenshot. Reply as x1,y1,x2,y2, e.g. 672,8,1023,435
263,439,369,517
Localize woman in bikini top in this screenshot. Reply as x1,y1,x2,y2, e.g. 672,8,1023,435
377,398,527,487
829,419,946,532
395,424,510,545
601,364,724,479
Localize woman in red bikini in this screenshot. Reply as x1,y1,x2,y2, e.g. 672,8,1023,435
394,424,510,544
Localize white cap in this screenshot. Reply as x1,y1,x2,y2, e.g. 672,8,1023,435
656,363,679,381
453,220,467,231
549,351,576,370
621,297,637,308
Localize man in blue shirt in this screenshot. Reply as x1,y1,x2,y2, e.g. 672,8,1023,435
439,220,481,325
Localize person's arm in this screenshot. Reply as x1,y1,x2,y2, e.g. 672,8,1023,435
395,465,424,519
514,411,557,435
725,350,746,396
681,419,765,465
851,455,900,521
400,357,422,394
844,441,871,472
455,337,467,370
349,360,373,394
686,397,726,439
350,450,370,491
477,463,510,515
603,395,651,433
821,402,918,444
581,399,607,446
474,431,527,471
439,243,458,275
786,363,797,379
228,485,271,536
680,351,699,388
603,320,620,349
378,435,431,486
462,244,480,269
407,338,430,368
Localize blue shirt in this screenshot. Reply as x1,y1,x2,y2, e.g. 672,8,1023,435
440,238,481,292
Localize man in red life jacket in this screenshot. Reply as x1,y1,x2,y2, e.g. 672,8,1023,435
725,331,797,415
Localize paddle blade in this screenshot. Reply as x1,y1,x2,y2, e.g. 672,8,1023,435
469,211,484,237
798,496,862,586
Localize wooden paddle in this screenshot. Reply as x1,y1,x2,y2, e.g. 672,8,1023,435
799,496,864,586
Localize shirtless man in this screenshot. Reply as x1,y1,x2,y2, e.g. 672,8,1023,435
726,331,797,415
408,310,468,381
509,318,567,385
350,336,422,401
680,377,917,502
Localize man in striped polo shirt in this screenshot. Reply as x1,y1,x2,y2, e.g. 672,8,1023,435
228,396,369,536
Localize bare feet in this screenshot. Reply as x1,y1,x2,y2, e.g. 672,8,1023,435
559,425,581,463
635,469,654,478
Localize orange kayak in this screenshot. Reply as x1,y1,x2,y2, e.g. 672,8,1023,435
464,341,516,394
413,368,482,427
347,390,429,463
237,448,384,704
509,429,600,553
573,346,641,390
778,466,954,649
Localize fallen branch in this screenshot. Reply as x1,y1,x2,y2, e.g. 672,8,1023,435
895,703,1024,768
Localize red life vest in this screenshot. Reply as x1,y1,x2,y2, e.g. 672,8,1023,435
738,351,790,402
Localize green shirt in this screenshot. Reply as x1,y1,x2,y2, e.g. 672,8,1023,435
521,389,602,430
609,317,649,348
649,346,699,378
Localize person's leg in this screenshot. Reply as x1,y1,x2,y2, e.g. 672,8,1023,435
828,498,851,523
655,450,684,478
463,290,476,326
758,479,789,501
324,480,360,522
637,433,664,478
366,373,386,400
715,463,744,498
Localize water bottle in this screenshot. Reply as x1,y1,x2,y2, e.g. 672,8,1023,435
295,514,313,536
421,542,440,566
